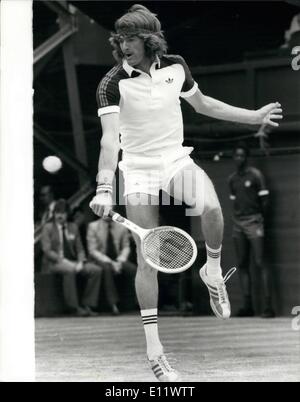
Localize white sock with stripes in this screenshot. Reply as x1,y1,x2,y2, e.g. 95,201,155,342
141,308,163,360
206,243,222,278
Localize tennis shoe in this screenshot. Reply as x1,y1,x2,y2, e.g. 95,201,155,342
200,264,236,319
149,354,180,382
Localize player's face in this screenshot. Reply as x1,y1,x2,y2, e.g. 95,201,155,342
120,35,147,68
234,148,247,169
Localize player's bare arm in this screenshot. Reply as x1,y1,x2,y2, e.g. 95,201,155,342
186,88,283,127
89,113,120,218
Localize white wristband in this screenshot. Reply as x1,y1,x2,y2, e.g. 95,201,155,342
96,184,113,195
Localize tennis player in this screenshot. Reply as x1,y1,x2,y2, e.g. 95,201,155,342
90,4,283,381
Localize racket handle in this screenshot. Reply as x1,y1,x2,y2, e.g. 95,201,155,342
108,210,125,223
108,210,146,237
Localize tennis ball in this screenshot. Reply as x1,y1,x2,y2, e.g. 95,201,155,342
42,155,62,173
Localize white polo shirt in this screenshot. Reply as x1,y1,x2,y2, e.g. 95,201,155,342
96,54,198,155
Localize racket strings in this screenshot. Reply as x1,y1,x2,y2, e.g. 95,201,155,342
143,229,194,270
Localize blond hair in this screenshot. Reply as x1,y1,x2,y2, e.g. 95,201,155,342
109,4,167,62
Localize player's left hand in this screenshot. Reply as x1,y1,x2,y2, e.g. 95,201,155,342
255,102,283,127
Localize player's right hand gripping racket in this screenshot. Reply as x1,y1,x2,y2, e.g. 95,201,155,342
109,211,198,274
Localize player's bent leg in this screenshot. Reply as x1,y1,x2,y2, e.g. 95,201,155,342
168,164,235,319
126,194,160,311
200,171,236,319
126,194,180,382
167,163,223,247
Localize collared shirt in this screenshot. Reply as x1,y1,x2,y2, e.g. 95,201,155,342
87,219,131,263
96,54,198,155
228,167,270,217
101,220,115,255
56,222,77,260
99,221,126,256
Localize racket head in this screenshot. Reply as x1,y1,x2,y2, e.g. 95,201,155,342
141,226,198,274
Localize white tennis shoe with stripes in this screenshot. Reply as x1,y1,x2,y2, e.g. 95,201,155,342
149,355,180,382
199,264,236,319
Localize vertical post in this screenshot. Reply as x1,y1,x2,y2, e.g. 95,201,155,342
0,0,35,381
59,7,88,186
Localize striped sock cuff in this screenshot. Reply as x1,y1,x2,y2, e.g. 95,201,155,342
96,184,113,194
142,315,157,326
206,243,222,259
141,309,158,326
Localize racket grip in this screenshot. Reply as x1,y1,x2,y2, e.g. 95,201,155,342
109,210,125,223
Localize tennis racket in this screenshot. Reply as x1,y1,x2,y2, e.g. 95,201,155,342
109,211,198,274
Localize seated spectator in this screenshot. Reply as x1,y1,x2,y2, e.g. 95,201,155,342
35,185,57,273
87,215,137,315
41,199,102,317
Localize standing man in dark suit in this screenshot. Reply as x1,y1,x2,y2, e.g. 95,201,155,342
228,143,275,318
41,199,102,317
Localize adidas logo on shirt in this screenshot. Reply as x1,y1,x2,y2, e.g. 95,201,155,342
165,78,174,84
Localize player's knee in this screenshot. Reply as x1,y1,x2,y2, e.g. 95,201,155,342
202,188,222,215
136,257,157,276
136,264,158,284
203,203,223,223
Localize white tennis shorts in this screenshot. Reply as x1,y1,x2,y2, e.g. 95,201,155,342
119,146,198,198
